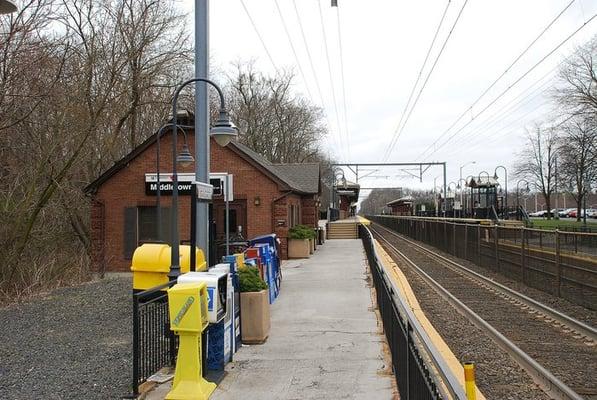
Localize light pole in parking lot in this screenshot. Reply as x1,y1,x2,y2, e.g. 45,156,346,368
516,179,530,221
448,182,457,217
457,178,467,218
494,166,508,219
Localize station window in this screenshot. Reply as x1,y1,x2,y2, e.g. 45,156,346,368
123,206,170,259
289,204,301,227
223,209,237,234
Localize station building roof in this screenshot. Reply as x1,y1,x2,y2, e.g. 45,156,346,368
468,176,499,188
84,127,320,196
387,196,414,206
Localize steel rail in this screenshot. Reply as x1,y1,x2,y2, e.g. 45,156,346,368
362,225,467,400
370,225,585,400
373,222,597,342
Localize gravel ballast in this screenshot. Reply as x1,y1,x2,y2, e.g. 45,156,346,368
371,222,597,399
0,276,132,400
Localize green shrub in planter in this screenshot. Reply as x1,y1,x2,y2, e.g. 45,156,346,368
288,224,316,240
239,266,268,292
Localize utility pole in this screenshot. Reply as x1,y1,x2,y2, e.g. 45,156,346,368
195,0,210,261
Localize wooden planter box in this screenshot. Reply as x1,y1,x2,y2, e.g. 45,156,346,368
240,290,270,344
288,238,310,258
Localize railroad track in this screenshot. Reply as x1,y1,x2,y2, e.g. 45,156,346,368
369,223,597,400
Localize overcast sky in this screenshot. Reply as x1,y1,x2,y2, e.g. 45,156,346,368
184,0,596,200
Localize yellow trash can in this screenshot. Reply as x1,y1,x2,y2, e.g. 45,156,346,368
131,244,207,291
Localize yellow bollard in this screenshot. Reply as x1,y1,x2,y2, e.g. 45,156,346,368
166,282,216,400
463,362,477,400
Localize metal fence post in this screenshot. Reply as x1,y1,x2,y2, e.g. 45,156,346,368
520,227,525,283
464,224,468,260
477,225,481,265
555,229,561,298
444,220,448,252
132,295,140,396
452,223,456,256
494,225,500,273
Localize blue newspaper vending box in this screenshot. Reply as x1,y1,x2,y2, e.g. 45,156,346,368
222,255,241,353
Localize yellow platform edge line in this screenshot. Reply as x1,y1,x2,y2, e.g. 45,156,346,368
357,216,371,226
373,239,486,400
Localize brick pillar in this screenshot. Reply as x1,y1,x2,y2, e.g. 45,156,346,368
301,196,317,228
273,198,289,259
90,199,106,275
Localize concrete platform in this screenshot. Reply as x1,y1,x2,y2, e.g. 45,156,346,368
211,239,395,400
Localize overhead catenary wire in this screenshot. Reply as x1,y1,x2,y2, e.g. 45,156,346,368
239,0,279,73
420,11,597,162
449,65,557,149
335,4,351,161
416,0,578,161
382,0,453,162
291,0,339,158
273,0,314,102
318,0,348,162
384,0,469,162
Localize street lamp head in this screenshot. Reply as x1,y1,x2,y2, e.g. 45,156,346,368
493,172,499,180
210,110,237,147
0,0,17,14
176,143,194,167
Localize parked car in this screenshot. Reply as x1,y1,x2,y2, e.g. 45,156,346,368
567,209,591,219
559,208,576,218
529,210,547,217
586,208,597,218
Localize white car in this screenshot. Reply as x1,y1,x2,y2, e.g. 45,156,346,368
529,210,547,217
586,208,597,218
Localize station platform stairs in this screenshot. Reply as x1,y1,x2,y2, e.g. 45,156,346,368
327,218,359,239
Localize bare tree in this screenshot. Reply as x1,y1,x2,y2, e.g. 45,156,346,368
0,0,191,296
558,115,597,220
514,124,558,219
226,62,327,163
554,35,597,117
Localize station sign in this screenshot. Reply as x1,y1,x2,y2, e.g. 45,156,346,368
145,172,233,200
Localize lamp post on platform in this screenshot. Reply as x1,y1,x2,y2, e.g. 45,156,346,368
459,161,475,217
494,166,508,219
154,123,191,242
169,78,236,280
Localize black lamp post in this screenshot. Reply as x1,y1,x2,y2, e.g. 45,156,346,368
169,78,236,280
154,123,191,242
494,165,508,219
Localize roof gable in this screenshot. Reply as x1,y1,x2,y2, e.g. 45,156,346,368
84,128,320,195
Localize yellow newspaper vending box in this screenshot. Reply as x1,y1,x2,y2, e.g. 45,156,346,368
166,282,215,400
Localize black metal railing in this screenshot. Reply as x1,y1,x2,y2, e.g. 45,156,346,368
132,281,177,396
369,215,597,310
360,224,465,400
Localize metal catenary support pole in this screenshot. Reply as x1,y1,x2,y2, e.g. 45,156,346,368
195,0,210,262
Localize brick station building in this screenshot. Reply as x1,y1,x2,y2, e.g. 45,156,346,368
84,118,321,272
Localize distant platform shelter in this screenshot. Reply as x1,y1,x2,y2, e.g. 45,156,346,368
387,196,414,216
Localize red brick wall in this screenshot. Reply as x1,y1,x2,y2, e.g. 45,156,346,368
91,132,295,272
301,196,318,228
